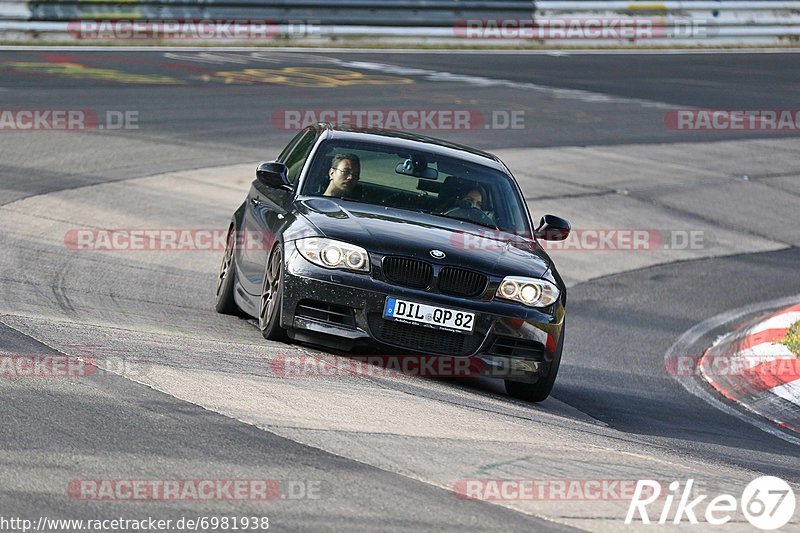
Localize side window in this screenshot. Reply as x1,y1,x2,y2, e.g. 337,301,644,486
277,130,306,162
260,129,316,206
283,130,317,185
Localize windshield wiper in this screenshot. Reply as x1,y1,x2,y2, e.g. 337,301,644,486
425,211,499,231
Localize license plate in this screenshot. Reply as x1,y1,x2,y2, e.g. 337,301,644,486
383,297,475,333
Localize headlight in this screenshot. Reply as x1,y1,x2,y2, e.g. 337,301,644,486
295,237,370,272
496,276,560,307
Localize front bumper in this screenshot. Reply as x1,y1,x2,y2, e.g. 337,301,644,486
281,245,565,383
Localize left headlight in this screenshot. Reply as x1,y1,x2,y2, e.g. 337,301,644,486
295,237,370,272
496,276,560,307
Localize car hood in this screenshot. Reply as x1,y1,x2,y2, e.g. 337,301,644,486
295,197,551,277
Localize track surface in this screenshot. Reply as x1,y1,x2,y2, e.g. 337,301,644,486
1,50,799,531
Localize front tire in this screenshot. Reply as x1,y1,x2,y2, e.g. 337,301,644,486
505,323,564,403
215,227,241,315
259,245,289,342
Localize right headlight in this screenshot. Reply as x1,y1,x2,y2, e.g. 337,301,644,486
496,276,560,307
295,237,370,272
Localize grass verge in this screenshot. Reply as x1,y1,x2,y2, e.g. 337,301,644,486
780,319,800,358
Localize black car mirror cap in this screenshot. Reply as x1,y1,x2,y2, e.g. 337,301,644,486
534,214,571,241
256,161,293,191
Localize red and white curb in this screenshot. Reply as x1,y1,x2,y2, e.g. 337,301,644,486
700,303,800,433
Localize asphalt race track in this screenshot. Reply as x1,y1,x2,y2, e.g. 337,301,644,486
1,49,799,531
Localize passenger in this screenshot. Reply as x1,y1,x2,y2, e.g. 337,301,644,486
458,186,485,210
435,181,486,214
443,185,487,212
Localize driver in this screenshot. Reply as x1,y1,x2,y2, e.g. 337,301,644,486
323,153,360,197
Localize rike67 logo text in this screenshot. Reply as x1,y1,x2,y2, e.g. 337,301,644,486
626,477,796,530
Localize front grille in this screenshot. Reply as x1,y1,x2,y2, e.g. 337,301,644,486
488,337,545,361
295,300,356,328
438,267,488,297
368,314,483,355
382,257,433,289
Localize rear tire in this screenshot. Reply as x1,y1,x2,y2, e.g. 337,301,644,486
215,227,241,315
505,323,564,403
259,245,290,342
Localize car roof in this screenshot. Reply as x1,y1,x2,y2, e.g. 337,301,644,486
313,123,508,173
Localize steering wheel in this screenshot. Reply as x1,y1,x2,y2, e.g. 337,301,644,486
443,207,498,229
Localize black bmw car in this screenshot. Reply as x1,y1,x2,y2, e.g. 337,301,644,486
216,124,570,402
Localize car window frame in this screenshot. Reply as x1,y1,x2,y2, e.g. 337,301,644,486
276,129,307,163
280,127,317,185
254,127,319,207
300,138,532,235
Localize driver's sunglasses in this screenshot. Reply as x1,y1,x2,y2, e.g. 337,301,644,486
332,167,358,177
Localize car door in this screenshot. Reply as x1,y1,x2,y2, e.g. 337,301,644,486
237,128,318,295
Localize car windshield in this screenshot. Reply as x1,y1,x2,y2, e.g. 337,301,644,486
301,139,531,233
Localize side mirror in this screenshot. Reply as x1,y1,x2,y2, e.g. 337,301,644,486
256,161,292,191
534,214,571,241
